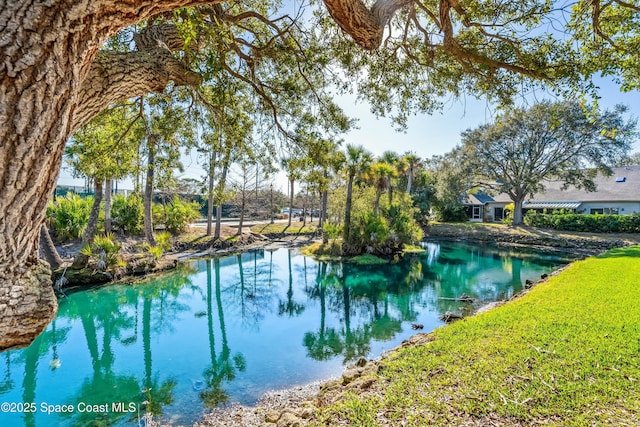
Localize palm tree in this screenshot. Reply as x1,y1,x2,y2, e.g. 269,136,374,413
368,162,397,215
403,153,422,194
343,144,373,241
379,150,405,205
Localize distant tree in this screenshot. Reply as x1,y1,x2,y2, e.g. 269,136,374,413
305,138,345,228
410,169,436,225
462,101,636,225
427,150,472,222
378,151,404,205
65,104,143,267
281,156,308,228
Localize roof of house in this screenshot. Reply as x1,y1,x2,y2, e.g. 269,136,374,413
464,190,495,205
532,165,640,202
469,165,640,204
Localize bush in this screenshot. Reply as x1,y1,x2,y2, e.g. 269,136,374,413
345,212,393,255
432,203,468,222
80,233,124,270
111,193,143,234
154,196,201,234
386,204,424,244
144,231,173,260
323,223,343,242
524,211,640,233
47,194,93,240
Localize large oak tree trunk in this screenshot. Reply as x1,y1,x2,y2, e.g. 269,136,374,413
512,199,525,226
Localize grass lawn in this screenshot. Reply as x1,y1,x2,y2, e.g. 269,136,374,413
311,246,640,426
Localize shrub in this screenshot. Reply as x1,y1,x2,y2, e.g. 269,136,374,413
144,231,173,260
432,203,468,222
154,196,201,234
47,193,93,240
323,223,343,242
524,211,640,233
111,193,143,234
347,212,392,254
386,204,424,245
80,233,125,270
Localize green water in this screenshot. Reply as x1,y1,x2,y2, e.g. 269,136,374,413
0,242,577,426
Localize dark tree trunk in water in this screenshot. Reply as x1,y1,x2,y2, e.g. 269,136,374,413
39,225,63,271
72,178,104,269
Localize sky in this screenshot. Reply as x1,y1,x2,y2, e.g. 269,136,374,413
58,76,640,194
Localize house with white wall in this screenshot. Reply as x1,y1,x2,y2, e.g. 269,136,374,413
465,165,640,222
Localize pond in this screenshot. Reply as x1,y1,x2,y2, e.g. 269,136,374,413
0,242,578,426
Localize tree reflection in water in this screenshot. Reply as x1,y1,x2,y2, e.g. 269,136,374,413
303,257,426,364
199,259,246,409
61,266,194,425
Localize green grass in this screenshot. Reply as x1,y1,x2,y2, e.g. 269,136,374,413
312,245,640,426
250,222,318,234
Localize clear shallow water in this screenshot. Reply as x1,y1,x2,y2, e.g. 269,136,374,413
0,242,577,426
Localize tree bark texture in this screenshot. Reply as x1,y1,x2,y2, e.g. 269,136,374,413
513,199,525,226
322,0,412,50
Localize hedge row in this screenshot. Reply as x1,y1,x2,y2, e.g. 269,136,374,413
524,211,640,233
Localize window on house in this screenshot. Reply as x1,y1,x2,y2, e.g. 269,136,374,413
590,208,619,215
494,207,504,221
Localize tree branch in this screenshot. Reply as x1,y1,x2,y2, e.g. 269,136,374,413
322,0,412,50
74,23,203,129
